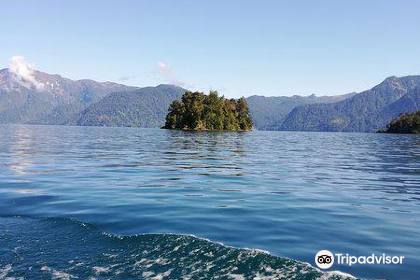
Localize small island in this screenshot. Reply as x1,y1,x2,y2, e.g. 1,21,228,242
378,110,420,134
164,91,253,131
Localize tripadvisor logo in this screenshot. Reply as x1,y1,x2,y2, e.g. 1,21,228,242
315,250,334,269
315,250,405,269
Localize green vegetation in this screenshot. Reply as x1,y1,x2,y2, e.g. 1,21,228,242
76,85,185,127
378,110,420,134
164,91,253,131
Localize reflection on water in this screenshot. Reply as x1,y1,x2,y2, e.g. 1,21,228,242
5,125,36,174
0,124,419,280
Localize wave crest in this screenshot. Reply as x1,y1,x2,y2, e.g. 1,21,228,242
0,216,356,280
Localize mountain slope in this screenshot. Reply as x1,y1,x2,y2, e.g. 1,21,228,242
280,76,420,132
77,90,354,129
246,93,356,130
0,68,136,124
75,85,186,127
376,87,420,124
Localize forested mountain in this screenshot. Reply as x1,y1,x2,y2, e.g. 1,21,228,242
246,93,356,130
76,90,352,129
280,76,420,132
75,85,186,127
0,68,136,124
0,67,355,129
1,67,419,132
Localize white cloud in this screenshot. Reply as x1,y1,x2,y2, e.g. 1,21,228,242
118,75,137,82
157,61,195,89
9,56,44,90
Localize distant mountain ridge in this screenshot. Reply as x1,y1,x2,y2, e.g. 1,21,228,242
0,68,355,129
280,76,420,132
75,84,186,127
1,67,419,132
75,89,353,129
0,68,136,124
246,92,356,130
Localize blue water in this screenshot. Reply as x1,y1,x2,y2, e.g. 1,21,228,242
0,125,419,280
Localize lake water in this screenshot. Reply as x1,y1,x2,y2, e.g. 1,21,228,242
0,125,419,280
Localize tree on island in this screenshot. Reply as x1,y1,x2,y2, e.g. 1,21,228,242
164,91,253,131
377,110,420,134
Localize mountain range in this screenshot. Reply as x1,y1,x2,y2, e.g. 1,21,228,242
280,76,420,132
246,92,356,130
0,69,136,125
1,68,419,132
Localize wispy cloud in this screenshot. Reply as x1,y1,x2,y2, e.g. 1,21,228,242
118,75,137,82
9,56,44,90
157,61,194,89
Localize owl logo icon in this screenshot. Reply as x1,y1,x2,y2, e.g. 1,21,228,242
315,250,334,269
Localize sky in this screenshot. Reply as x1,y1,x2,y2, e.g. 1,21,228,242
2,0,420,98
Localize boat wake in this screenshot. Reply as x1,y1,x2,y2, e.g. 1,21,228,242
0,215,357,280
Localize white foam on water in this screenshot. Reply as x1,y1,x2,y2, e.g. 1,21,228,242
244,247,271,255
103,253,118,258
0,265,13,280
252,271,284,280
172,245,181,252
92,266,109,275
153,258,170,265
150,269,173,280
142,271,154,277
51,270,73,280
40,266,74,280
29,218,357,280
326,270,356,279
227,273,246,280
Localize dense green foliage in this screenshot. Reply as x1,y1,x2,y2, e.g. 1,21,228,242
76,85,185,127
378,111,420,134
164,91,253,131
